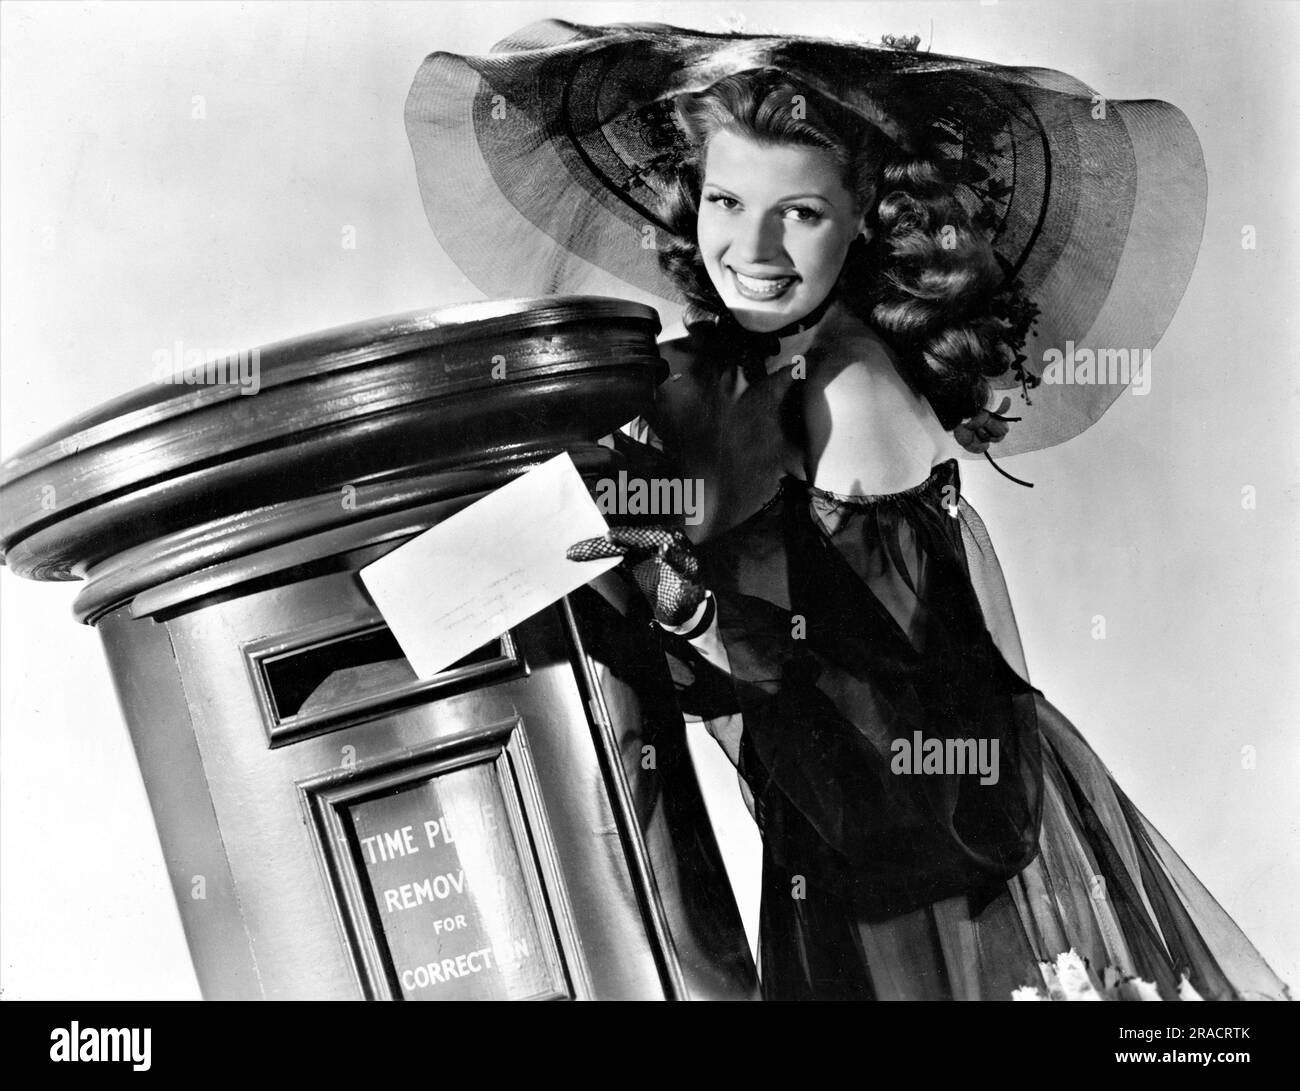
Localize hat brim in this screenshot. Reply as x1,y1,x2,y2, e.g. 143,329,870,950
405,19,1206,455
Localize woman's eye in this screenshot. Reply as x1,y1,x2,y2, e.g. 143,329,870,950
784,205,824,223
704,193,739,210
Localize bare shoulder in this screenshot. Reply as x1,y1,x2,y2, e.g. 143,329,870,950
802,322,948,494
803,321,899,393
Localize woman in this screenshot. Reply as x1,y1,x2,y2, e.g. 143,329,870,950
565,71,1287,1003
408,20,1290,1001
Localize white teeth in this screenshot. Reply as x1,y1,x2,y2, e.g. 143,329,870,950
733,270,795,297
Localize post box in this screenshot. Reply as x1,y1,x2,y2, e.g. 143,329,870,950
0,296,757,1001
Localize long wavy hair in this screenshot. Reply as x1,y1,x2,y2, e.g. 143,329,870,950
656,68,1024,430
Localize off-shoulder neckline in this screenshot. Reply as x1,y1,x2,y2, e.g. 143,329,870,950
705,460,960,549
791,459,959,505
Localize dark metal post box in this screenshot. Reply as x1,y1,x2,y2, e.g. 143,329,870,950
0,297,757,1001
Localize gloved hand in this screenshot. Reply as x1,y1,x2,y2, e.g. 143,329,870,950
567,525,707,627
954,396,1018,454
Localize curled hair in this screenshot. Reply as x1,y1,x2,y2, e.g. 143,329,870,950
655,70,1031,429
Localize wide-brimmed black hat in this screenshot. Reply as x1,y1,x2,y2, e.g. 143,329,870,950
405,19,1206,454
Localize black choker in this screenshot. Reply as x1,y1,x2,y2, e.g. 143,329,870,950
769,285,838,339
687,288,839,383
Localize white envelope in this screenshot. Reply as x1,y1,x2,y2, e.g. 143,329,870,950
359,453,620,679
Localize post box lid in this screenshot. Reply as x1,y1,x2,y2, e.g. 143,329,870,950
0,295,664,598
3,296,658,474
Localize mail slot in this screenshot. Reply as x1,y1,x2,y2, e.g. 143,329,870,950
248,621,519,746
0,297,758,1000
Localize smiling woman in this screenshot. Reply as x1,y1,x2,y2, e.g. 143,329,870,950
657,67,1023,442
549,44,1289,1001
689,126,949,494
696,128,863,327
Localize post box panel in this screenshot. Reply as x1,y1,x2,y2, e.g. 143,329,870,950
302,721,579,1001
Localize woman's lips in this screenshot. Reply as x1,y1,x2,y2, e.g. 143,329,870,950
729,267,798,301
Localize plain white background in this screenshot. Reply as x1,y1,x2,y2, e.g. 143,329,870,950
2,0,1296,999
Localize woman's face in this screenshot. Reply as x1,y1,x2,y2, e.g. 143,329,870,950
697,128,865,333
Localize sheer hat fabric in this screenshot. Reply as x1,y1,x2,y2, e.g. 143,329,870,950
405,19,1206,454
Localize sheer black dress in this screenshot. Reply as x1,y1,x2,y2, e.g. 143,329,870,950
625,323,1290,1002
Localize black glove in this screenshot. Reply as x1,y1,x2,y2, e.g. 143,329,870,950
567,525,707,627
